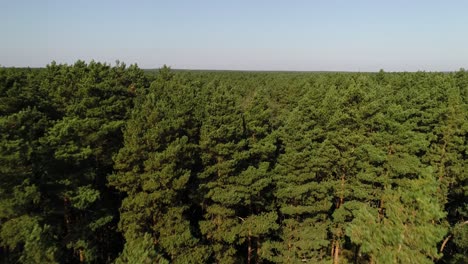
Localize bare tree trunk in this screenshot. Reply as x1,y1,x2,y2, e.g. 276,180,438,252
247,229,252,264
332,173,346,264
333,241,340,264
79,249,85,263
256,238,261,264
64,196,70,231
331,240,335,261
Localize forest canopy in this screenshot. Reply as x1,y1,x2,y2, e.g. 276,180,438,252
0,62,466,263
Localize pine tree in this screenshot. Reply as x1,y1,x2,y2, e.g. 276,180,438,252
38,61,148,262
110,68,209,263
0,66,58,263
197,83,248,263
421,75,468,262
236,88,280,263
346,76,448,263
270,81,335,263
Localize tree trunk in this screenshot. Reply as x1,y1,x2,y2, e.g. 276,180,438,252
333,241,340,264
340,173,345,206
247,229,252,264
79,249,85,263
64,196,71,233
256,238,261,264
331,240,335,261
332,173,346,264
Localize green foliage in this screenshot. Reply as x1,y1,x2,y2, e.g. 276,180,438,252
1,64,466,263
0,62,148,263
115,233,165,264
110,68,210,263
0,216,59,263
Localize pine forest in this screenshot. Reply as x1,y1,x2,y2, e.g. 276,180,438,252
0,61,467,264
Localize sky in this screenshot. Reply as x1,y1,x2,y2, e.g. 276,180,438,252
1,0,467,71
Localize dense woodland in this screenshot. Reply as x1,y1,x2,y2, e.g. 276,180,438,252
0,61,466,263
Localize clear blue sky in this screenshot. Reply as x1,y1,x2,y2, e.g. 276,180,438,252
1,0,467,71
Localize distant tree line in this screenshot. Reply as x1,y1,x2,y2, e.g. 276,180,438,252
0,62,466,263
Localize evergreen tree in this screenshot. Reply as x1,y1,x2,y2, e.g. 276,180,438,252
1,65,466,263
347,81,448,263
270,82,334,263
110,68,209,263
197,83,248,263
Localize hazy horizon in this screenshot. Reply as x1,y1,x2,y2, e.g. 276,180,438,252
2,0,468,71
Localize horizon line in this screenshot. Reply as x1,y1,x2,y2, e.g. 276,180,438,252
0,65,462,74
